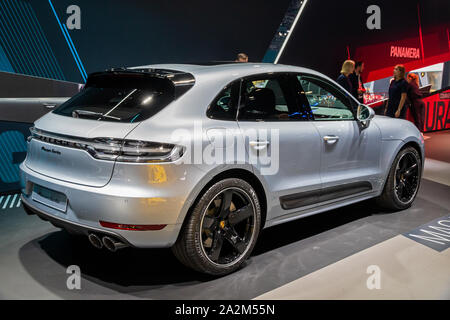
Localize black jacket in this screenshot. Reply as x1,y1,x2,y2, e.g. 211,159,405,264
348,72,359,100
336,74,353,94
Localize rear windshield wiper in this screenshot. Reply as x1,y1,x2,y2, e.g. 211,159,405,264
72,109,122,121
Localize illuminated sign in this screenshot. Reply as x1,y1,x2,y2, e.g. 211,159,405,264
390,46,420,59
422,89,450,132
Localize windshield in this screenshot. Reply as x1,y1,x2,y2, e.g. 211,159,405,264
53,72,178,123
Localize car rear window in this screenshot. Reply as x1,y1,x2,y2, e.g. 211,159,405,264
53,71,192,123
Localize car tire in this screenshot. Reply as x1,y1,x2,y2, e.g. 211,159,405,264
172,178,261,276
376,146,422,211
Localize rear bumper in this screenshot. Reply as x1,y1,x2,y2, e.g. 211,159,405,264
19,162,205,248
22,196,133,245
21,192,181,248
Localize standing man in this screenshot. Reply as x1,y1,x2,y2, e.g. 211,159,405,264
235,53,248,63
349,61,366,103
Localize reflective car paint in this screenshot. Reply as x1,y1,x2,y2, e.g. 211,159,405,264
20,63,424,248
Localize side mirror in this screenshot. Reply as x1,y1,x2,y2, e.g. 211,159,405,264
357,104,375,129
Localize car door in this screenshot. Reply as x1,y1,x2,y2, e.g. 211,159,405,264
236,73,322,221
296,74,382,202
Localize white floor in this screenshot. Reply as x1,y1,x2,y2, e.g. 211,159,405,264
423,158,450,187
255,235,450,300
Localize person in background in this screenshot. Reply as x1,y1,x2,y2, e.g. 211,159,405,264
385,64,408,119
235,53,248,63
337,60,355,94
406,73,425,132
349,61,366,103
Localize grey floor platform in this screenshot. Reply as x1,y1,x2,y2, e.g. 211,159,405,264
0,177,449,300
425,131,450,163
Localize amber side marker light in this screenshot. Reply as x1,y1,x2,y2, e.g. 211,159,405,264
100,221,167,231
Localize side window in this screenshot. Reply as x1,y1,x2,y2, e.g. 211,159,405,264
207,82,239,120
297,75,356,121
238,75,309,121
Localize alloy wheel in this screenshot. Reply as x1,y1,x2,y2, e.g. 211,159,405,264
199,187,256,267
394,152,420,204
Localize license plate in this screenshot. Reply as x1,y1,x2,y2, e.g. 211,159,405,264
32,184,67,213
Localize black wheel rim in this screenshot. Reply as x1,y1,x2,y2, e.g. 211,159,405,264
394,152,420,204
200,187,256,266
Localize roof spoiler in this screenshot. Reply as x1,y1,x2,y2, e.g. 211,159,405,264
85,69,195,97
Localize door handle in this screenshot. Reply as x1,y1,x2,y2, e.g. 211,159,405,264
249,140,270,150
323,135,339,144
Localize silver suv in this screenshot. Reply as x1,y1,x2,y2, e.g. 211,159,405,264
20,63,424,275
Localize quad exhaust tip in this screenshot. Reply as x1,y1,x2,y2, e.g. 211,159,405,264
102,236,127,252
88,233,127,251
88,233,103,249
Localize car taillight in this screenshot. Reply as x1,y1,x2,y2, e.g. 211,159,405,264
88,139,184,163
99,220,167,231
86,138,123,161
29,127,184,163
118,140,184,163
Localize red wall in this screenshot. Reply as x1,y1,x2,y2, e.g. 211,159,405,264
414,88,450,132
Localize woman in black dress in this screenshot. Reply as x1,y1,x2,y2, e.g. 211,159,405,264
406,73,425,132
385,65,408,119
